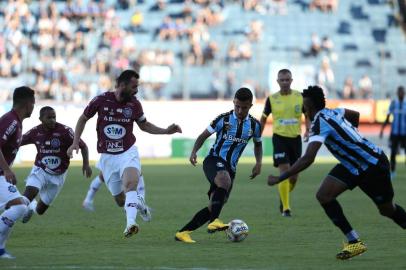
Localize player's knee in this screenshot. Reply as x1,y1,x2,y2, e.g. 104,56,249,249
315,191,331,204
215,174,231,190
123,181,137,193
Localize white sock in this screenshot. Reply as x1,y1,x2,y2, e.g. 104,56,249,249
29,200,38,214
0,204,27,249
124,191,138,227
137,175,146,199
85,176,102,202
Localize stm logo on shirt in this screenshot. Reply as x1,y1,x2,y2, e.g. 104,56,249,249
104,124,126,140
222,134,247,144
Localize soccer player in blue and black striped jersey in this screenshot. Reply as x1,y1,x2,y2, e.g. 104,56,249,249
379,86,406,179
268,85,406,260
175,87,262,243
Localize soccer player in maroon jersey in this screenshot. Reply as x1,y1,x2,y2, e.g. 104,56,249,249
20,106,92,223
0,86,35,259
67,69,182,238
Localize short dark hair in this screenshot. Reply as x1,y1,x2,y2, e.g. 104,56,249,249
39,106,55,118
116,70,139,86
278,69,292,76
234,87,253,102
302,85,326,110
13,86,35,106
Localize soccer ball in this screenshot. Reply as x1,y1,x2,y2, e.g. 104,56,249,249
225,219,249,242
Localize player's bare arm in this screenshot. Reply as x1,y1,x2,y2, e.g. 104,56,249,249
380,114,391,138
80,142,92,178
0,150,16,184
250,141,262,179
137,121,182,135
189,129,211,166
344,109,360,128
67,114,89,158
268,141,322,186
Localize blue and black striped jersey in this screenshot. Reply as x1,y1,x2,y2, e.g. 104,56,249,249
308,108,382,175
207,110,261,171
388,99,406,136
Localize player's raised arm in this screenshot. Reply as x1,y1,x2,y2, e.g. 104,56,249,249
137,120,182,135
189,129,211,166
67,114,89,158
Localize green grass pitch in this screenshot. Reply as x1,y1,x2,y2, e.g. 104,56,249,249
1,160,405,270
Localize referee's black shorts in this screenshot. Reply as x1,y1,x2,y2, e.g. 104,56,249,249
203,155,235,199
328,153,394,205
272,133,302,167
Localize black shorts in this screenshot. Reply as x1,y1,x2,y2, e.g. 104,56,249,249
389,134,406,152
203,155,235,199
272,133,302,167
328,154,394,205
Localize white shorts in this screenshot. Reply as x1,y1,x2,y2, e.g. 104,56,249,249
96,146,144,196
25,166,67,206
0,176,22,210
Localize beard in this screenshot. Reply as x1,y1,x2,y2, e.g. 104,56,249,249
120,91,132,102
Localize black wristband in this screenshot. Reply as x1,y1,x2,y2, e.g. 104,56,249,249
278,172,289,182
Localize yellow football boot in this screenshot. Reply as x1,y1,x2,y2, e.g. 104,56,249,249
175,231,196,243
207,218,229,233
336,240,367,260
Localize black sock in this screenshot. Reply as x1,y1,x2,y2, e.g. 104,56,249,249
210,187,227,222
321,199,353,235
179,207,211,232
391,204,406,229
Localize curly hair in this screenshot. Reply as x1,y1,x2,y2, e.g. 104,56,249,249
302,85,326,111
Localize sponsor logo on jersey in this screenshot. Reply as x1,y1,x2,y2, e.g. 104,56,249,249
278,119,299,125
104,124,126,139
103,116,131,123
5,120,17,136
106,140,124,152
222,134,248,144
41,156,61,170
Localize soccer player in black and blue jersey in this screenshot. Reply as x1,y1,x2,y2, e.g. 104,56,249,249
175,87,262,243
379,86,406,179
268,85,406,260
